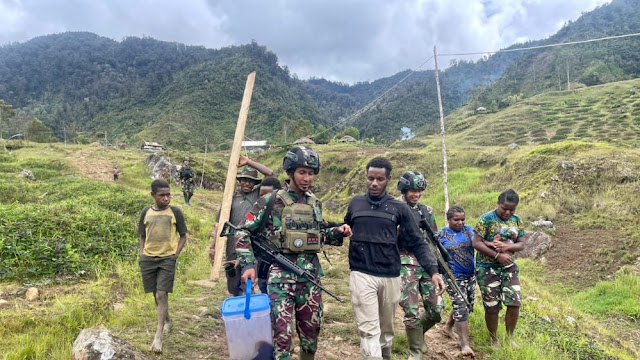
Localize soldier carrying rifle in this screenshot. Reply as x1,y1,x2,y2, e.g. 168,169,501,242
234,146,352,360
396,170,445,359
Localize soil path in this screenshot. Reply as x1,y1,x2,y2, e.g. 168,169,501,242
63,147,481,359
68,146,116,182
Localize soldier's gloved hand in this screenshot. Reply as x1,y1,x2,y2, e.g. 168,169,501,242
242,268,256,285
431,273,446,296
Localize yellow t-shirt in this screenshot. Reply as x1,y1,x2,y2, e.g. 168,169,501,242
138,206,187,257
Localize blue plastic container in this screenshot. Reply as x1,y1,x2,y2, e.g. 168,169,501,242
221,279,273,359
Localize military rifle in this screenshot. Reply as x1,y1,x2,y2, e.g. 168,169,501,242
419,219,472,310
220,221,344,303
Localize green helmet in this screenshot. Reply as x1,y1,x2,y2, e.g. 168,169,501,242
397,170,427,193
283,146,320,174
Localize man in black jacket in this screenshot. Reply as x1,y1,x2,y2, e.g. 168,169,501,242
344,157,445,360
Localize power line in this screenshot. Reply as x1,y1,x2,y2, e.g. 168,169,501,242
310,55,435,140
439,32,640,57
309,31,640,142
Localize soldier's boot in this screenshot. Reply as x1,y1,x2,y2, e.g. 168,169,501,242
406,325,424,360
299,351,315,360
381,346,392,360
420,314,438,354
184,193,189,205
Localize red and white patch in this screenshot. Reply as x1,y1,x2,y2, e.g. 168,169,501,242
245,213,255,222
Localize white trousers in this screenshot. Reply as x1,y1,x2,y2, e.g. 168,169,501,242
350,271,401,360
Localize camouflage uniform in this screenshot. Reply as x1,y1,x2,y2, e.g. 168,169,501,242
180,165,195,197
235,185,344,360
474,211,525,311
399,203,444,328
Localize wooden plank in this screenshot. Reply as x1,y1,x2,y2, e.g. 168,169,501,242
210,71,256,280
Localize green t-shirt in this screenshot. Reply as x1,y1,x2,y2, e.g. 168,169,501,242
474,210,524,268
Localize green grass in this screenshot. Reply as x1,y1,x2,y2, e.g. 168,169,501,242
3,120,640,359
571,271,640,320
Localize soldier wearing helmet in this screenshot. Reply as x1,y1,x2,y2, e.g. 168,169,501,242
235,146,352,360
396,170,444,359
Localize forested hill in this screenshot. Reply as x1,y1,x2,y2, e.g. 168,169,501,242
0,33,330,148
475,0,640,108
1,0,640,147
304,0,640,142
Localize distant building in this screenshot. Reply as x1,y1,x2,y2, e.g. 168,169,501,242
241,140,269,152
293,137,315,145
141,141,164,152
338,135,357,143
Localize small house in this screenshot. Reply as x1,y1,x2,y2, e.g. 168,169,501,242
141,141,164,152
293,137,315,145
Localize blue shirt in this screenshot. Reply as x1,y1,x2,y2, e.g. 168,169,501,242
439,224,475,278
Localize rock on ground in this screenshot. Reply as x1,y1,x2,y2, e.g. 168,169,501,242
25,287,39,301
516,231,552,260
21,169,36,180
72,326,148,360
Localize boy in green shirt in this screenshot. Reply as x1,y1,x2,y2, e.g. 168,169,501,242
138,179,188,353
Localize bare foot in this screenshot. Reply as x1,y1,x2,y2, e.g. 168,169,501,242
490,338,500,350
163,320,172,335
442,326,458,340
150,334,163,353
509,339,519,349
461,345,475,357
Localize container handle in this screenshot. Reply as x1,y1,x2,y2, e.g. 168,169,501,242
244,278,252,319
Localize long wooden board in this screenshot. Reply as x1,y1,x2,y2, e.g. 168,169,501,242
210,71,256,280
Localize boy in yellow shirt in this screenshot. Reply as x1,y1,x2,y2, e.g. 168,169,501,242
138,179,188,353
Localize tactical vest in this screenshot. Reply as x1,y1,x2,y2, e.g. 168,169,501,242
271,190,323,254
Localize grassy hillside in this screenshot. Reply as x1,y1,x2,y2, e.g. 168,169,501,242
446,77,640,148
1,76,640,359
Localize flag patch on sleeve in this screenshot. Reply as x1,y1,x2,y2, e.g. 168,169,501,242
245,213,255,222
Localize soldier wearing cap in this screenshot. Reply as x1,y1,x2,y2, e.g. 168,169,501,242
209,155,274,296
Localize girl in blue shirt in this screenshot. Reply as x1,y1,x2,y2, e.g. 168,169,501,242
439,206,475,357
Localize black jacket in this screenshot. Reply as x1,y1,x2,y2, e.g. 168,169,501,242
345,193,438,277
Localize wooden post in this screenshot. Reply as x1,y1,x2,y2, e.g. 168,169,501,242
200,137,207,188
210,71,256,280
433,46,450,220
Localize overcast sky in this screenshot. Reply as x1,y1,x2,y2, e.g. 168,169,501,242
0,0,611,83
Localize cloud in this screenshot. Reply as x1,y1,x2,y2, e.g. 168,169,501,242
0,0,611,83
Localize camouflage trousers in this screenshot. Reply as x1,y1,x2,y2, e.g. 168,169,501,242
399,264,444,329
445,275,476,322
268,280,323,360
182,181,194,196
476,264,521,312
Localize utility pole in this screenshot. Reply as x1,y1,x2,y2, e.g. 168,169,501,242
200,137,208,188
433,45,450,219
566,59,571,91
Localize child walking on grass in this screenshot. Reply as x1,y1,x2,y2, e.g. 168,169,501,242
138,179,188,353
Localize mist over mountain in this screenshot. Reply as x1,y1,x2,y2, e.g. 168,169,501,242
0,0,638,147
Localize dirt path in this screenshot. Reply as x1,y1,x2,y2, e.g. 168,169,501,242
68,146,116,182
62,147,479,359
